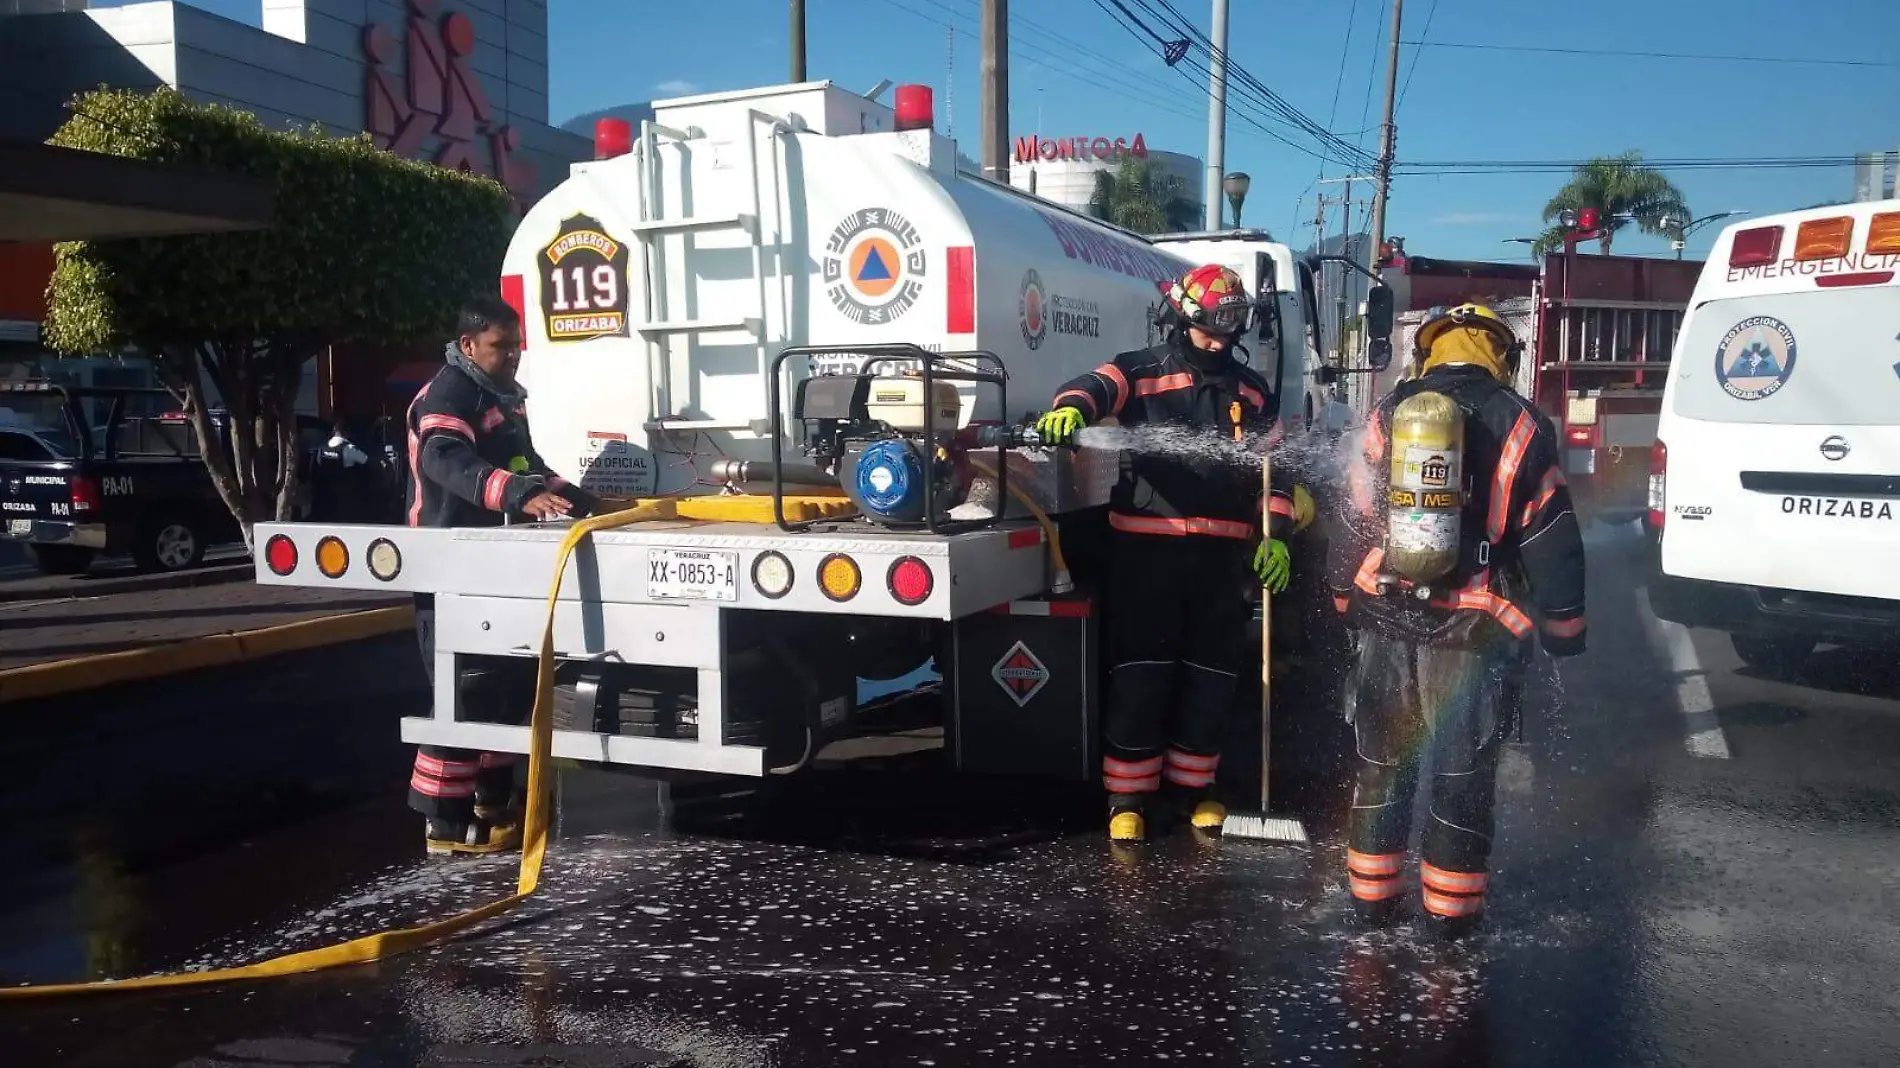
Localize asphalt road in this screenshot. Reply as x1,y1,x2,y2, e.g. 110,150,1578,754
2,529,1898,1067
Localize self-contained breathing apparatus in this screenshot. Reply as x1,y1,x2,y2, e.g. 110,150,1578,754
1365,304,1527,612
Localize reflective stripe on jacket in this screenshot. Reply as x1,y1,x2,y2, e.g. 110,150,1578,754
404,363,597,529
1050,336,1294,542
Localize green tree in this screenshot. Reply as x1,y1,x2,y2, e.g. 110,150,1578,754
1531,151,1690,256
44,87,514,544
1088,156,1200,234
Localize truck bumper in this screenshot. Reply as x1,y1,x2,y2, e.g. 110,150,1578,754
2,519,109,550
1648,548,1900,646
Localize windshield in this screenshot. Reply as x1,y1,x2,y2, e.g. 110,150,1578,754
1670,286,1900,426
0,394,79,457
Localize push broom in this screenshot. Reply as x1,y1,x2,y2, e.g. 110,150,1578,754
1222,404,1310,844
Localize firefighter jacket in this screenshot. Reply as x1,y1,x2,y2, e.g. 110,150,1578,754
404,361,597,529
1327,365,1586,656
1049,336,1295,543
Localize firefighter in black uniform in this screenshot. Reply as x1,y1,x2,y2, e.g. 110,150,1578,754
1035,264,1307,842
406,295,598,855
1328,303,1586,936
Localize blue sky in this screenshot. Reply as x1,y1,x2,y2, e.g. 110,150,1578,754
125,0,1900,261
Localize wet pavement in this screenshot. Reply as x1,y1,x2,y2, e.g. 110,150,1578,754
4,528,1900,1066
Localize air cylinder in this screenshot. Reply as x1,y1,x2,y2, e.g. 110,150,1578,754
1385,391,1464,583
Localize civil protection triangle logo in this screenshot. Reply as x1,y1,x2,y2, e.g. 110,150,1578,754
991,640,1050,708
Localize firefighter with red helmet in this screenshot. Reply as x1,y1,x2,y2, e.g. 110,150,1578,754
1327,303,1586,937
1035,264,1307,842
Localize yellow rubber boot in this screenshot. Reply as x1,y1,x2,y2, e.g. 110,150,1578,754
1108,808,1147,842
1190,800,1227,831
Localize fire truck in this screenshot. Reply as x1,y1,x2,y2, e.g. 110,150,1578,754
1386,250,1702,525
251,80,1368,784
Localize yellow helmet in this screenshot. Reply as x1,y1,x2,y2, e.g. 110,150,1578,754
1412,303,1522,382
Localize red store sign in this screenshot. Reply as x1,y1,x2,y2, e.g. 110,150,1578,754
362,0,536,204
1013,133,1149,164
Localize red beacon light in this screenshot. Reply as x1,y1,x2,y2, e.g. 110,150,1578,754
1728,225,1783,268
594,117,633,160
1575,208,1601,232
893,84,934,132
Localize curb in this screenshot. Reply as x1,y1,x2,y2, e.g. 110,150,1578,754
0,562,253,604
0,605,416,705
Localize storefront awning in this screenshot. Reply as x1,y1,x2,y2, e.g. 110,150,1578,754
0,139,273,242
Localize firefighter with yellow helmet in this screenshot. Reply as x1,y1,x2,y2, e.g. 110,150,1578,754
1326,302,1586,937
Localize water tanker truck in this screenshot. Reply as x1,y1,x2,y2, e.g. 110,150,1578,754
253,80,1332,783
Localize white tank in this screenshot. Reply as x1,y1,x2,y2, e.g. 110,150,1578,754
504,81,1192,497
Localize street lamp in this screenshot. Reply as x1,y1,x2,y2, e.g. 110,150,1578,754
1659,210,1749,260
1223,171,1251,229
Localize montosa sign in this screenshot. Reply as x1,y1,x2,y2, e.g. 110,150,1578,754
1014,134,1149,164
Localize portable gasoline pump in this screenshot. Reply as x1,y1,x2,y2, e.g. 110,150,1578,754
1379,391,1466,596
771,345,1012,530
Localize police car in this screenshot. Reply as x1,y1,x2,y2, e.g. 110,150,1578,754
1648,200,1900,671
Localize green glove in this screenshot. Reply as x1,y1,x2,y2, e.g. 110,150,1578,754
1254,538,1291,594
1035,406,1086,446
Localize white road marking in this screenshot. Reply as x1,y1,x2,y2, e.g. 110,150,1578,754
1638,589,1732,759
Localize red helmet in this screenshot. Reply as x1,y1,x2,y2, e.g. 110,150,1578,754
1158,264,1253,337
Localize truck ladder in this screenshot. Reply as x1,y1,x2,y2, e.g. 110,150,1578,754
625,114,789,433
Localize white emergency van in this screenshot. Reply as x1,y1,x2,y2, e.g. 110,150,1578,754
1648,200,1900,671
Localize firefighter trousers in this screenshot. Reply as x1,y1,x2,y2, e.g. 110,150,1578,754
409,593,534,822
1344,627,1522,920
1100,531,1254,805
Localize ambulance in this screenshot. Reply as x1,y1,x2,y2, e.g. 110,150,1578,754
1648,200,1900,671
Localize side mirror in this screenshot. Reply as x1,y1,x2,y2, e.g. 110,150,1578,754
1366,338,1394,374
1365,284,1395,341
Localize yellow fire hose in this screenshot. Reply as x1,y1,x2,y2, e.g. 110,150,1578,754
0,502,674,1000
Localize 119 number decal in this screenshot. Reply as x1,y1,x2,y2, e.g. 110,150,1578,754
547,264,620,312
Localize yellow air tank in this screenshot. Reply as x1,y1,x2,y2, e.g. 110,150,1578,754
1385,391,1465,582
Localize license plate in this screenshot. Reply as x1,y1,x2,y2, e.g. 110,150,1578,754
646,548,739,602
6,519,30,536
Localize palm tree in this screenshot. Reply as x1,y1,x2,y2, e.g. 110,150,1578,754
1531,151,1689,256
1089,156,1200,235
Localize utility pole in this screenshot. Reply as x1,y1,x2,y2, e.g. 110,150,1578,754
1203,0,1230,230
1367,0,1402,277
789,0,806,82
981,0,1010,183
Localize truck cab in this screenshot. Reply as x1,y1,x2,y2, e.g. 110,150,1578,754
1152,230,1330,434
1648,200,1900,671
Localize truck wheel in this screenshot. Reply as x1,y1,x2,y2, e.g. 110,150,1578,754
26,544,95,575
134,513,206,572
1729,633,1815,675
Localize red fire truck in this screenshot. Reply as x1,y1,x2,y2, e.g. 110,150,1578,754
1531,250,1703,526
1382,247,1702,527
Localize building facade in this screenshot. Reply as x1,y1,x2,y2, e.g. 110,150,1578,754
0,0,590,419
1854,151,1896,204
1005,132,1202,224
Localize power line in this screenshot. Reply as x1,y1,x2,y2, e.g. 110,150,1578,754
1088,0,1373,168
1402,154,1861,168
881,0,1213,135
1395,0,1438,112
1323,0,1361,135
1354,0,1389,158
1400,40,1900,68
1145,0,1380,168
1112,0,1379,169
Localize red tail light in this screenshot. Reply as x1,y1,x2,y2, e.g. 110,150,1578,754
1647,440,1667,530
1565,423,1599,449
69,476,100,514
